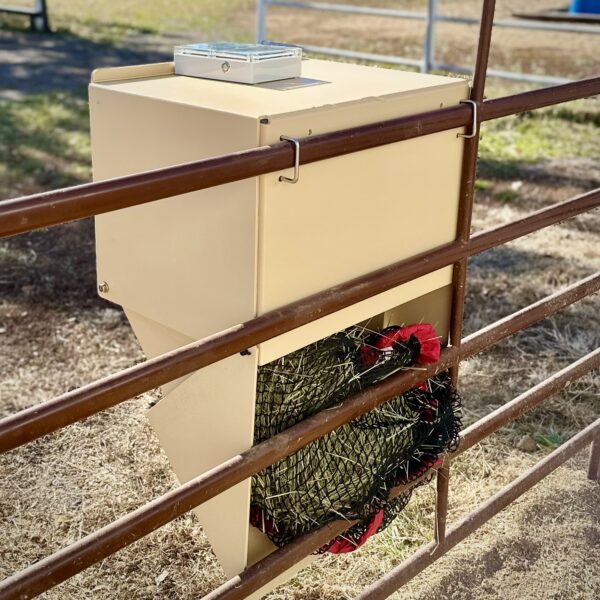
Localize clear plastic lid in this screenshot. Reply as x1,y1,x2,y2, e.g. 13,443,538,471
174,42,302,62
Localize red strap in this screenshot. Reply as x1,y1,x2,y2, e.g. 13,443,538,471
376,324,440,364
326,509,385,554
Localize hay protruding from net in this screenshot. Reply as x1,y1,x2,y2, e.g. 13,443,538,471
250,324,462,552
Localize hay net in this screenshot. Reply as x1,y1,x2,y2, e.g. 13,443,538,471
250,323,462,553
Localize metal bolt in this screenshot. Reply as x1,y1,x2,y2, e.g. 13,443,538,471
221,61,230,73
98,281,109,293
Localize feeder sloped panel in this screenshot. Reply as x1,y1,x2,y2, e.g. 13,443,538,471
89,59,468,596
147,353,258,578
123,309,196,395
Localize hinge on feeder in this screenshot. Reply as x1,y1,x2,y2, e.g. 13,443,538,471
279,135,300,184
457,99,478,139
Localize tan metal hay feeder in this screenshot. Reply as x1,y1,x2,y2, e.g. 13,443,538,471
89,59,468,597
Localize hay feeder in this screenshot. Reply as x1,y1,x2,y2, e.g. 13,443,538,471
89,58,468,598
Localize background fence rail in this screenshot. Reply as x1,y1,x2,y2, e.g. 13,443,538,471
257,0,600,84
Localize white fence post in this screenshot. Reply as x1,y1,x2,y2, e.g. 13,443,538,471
423,0,438,73
256,0,267,42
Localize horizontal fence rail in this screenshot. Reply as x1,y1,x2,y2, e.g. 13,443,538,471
458,349,600,455
0,349,458,600
1,76,599,240
1,286,598,599
357,418,600,600
460,272,600,359
206,466,442,600
1,189,598,454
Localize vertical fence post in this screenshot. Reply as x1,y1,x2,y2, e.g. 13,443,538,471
256,0,267,42
448,0,496,383
435,458,450,543
423,0,438,73
588,436,600,481
436,0,496,545
31,0,50,32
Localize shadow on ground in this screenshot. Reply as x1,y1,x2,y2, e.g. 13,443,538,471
0,28,178,99
0,219,100,310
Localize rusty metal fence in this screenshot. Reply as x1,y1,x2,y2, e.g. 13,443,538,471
0,1,599,598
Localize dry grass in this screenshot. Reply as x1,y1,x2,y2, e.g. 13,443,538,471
1,1,599,598
1,151,597,600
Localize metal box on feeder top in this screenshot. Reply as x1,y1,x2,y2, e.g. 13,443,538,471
89,58,468,596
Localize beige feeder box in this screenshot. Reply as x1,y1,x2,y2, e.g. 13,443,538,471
89,55,468,597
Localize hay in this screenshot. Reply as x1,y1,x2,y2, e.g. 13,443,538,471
251,326,461,550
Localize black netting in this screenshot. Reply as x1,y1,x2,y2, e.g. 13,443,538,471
250,324,462,552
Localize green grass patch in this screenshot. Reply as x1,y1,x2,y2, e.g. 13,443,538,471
535,430,565,450
0,92,90,199
474,179,492,191
494,189,521,203
479,108,600,164
1,0,253,44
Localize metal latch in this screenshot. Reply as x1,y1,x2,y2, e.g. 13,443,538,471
279,135,300,184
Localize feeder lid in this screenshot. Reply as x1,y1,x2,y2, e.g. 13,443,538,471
174,42,302,63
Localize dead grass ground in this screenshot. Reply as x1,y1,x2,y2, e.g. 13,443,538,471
1,161,598,600
1,1,599,598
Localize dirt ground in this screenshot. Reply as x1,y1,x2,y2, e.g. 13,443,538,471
1,1,599,599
